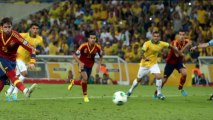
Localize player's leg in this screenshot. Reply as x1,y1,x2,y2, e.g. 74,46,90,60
68,69,82,90
12,75,25,100
81,67,92,102
150,64,165,100
154,64,174,97
127,66,149,97
178,65,188,96
11,60,27,100
6,69,37,98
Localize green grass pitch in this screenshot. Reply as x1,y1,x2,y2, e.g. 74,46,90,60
0,84,212,120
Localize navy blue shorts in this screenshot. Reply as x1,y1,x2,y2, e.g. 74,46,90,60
81,66,92,78
0,56,16,85
164,62,185,78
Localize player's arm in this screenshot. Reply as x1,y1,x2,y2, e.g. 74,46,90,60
72,49,84,70
14,32,36,68
141,42,149,61
180,40,192,53
169,44,184,57
191,39,213,50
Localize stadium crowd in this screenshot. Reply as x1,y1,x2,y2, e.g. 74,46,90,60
5,0,213,63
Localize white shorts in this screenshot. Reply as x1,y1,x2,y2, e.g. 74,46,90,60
137,64,161,79
16,60,27,76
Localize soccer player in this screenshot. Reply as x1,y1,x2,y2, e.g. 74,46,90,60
67,31,103,102
0,17,37,99
191,39,213,100
5,23,43,101
154,30,192,97
127,31,182,100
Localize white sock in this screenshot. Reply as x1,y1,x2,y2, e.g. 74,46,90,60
19,75,25,82
128,79,138,93
23,88,28,94
12,75,25,94
156,79,162,95
7,85,15,95
12,87,19,94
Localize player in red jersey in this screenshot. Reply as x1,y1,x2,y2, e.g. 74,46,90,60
0,17,37,98
154,30,192,98
67,31,103,102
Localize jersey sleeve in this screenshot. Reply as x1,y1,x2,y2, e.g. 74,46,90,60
160,41,170,48
96,44,103,57
13,31,36,58
142,42,149,51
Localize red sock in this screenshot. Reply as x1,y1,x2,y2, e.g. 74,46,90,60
6,70,26,92
0,80,4,92
81,81,87,95
73,80,81,85
179,76,186,90
15,82,25,91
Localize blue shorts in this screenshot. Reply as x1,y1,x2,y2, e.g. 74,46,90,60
164,62,185,78
0,56,16,85
81,66,92,78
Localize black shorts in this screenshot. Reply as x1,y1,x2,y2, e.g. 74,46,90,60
164,62,185,78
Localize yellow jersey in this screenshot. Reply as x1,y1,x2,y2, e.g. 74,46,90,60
140,40,169,67
16,33,44,64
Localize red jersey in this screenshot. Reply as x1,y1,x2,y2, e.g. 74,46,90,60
166,39,189,64
0,30,36,61
76,42,102,68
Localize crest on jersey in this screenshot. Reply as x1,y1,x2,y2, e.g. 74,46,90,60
23,40,28,45
9,40,15,47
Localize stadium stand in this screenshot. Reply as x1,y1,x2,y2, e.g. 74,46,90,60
1,0,213,63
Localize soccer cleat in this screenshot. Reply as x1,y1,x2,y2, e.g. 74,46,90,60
24,83,37,98
5,92,12,102
181,89,188,97
153,93,158,99
209,94,213,100
83,95,89,102
11,93,18,101
68,79,74,91
157,94,165,100
127,92,131,97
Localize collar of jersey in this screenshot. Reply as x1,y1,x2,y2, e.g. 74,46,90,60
151,40,160,44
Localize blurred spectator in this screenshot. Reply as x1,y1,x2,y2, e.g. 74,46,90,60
192,64,202,85
10,0,213,63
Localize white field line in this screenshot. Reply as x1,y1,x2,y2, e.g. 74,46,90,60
3,94,211,101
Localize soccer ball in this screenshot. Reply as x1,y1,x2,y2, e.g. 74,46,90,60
112,91,127,105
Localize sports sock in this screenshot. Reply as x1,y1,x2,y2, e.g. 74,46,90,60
7,85,15,95
81,81,87,95
6,70,26,92
0,80,4,92
128,79,138,93
178,76,186,90
73,80,81,85
13,75,25,94
156,79,162,95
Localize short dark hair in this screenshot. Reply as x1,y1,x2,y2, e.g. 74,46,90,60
29,23,40,28
1,17,12,26
89,31,96,36
152,31,159,34
179,29,186,33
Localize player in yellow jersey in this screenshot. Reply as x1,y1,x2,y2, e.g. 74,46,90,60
5,23,44,101
127,31,183,100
